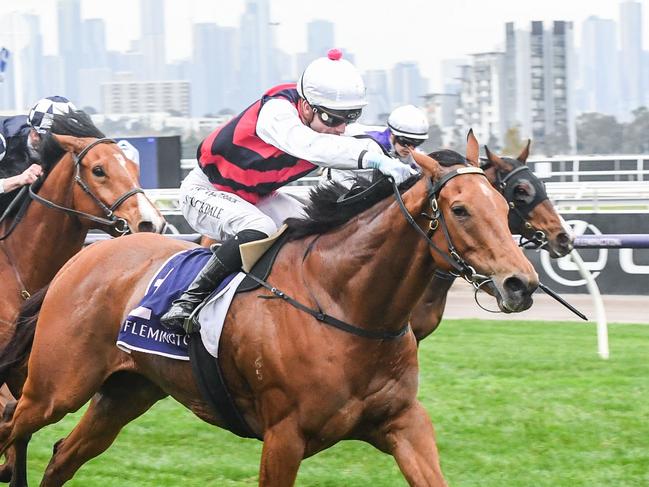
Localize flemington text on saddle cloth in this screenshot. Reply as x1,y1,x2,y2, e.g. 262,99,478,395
116,247,245,360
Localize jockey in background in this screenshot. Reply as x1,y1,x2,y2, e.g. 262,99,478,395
325,104,430,187
161,49,416,329
0,96,77,212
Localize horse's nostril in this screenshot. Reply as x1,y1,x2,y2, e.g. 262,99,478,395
503,276,527,295
557,232,573,246
137,221,156,233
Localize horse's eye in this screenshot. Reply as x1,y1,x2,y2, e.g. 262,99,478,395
92,166,106,177
451,206,468,217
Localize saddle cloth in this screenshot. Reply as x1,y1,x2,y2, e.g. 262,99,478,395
116,248,245,360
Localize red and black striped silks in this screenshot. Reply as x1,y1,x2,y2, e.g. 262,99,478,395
198,83,316,204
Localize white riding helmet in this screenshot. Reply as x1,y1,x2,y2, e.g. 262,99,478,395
387,105,429,140
297,49,367,120
28,95,77,134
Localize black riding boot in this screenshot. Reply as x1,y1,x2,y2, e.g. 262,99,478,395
160,229,268,330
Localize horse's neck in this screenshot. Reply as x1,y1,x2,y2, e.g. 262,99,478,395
5,157,87,291
306,180,436,332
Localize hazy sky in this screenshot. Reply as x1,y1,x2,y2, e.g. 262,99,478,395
3,0,648,89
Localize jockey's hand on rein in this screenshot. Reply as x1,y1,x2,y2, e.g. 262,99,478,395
364,153,416,186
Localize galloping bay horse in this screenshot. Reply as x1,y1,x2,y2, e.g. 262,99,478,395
0,111,165,482
0,149,537,486
409,136,574,341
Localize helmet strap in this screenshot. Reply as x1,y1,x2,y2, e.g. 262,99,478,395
297,99,316,128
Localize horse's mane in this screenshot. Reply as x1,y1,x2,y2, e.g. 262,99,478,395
38,110,105,172
285,150,468,240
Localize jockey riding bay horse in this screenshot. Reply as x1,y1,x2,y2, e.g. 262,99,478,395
0,111,165,482
409,136,574,341
199,133,573,342
0,146,538,486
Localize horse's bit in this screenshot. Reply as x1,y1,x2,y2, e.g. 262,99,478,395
29,137,144,235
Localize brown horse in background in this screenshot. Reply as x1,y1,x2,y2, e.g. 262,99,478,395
0,147,538,486
0,115,166,482
410,138,574,341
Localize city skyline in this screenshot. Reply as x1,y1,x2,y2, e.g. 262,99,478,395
1,0,647,91
0,0,647,155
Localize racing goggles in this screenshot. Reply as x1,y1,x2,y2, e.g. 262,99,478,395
313,106,362,127
394,136,425,148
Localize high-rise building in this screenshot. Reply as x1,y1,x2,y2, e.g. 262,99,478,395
362,69,391,124
79,18,109,111
21,14,44,107
42,56,65,97
391,62,426,107
579,16,619,116
504,21,576,153
619,0,644,116
440,59,467,95
82,19,108,69
191,23,238,116
140,0,167,80
307,20,334,59
297,20,335,73
455,52,506,148
57,0,82,101
239,0,277,104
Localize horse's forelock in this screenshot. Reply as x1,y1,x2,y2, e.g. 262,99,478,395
38,110,105,173
427,149,470,167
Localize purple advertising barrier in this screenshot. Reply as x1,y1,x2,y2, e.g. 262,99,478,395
573,234,649,249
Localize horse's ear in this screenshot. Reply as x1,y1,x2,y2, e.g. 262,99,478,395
465,129,479,166
484,145,509,171
51,134,86,155
411,150,442,180
517,139,531,163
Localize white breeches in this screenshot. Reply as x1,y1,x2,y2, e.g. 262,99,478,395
180,167,306,241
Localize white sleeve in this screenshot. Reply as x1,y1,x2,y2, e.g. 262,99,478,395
256,98,383,170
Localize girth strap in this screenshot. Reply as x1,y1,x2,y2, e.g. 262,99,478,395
187,333,259,439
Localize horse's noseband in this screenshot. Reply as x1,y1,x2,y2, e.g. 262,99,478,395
29,137,144,234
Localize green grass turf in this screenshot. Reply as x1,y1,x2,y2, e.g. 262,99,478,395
25,319,649,486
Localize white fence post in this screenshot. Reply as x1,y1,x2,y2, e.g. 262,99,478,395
568,249,609,359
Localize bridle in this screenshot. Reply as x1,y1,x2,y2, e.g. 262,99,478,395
392,167,491,288
29,137,144,235
237,168,493,341
494,164,549,249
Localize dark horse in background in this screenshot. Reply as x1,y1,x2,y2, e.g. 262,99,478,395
410,136,574,341
0,144,538,486
0,110,166,483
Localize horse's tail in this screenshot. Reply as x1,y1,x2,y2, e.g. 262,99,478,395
0,285,49,385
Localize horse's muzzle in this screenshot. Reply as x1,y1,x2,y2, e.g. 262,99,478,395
495,273,538,313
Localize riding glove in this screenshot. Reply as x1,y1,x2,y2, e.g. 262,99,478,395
363,153,417,185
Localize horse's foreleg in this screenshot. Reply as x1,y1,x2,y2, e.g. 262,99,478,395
41,373,165,487
377,401,447,487
258,418,305,487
